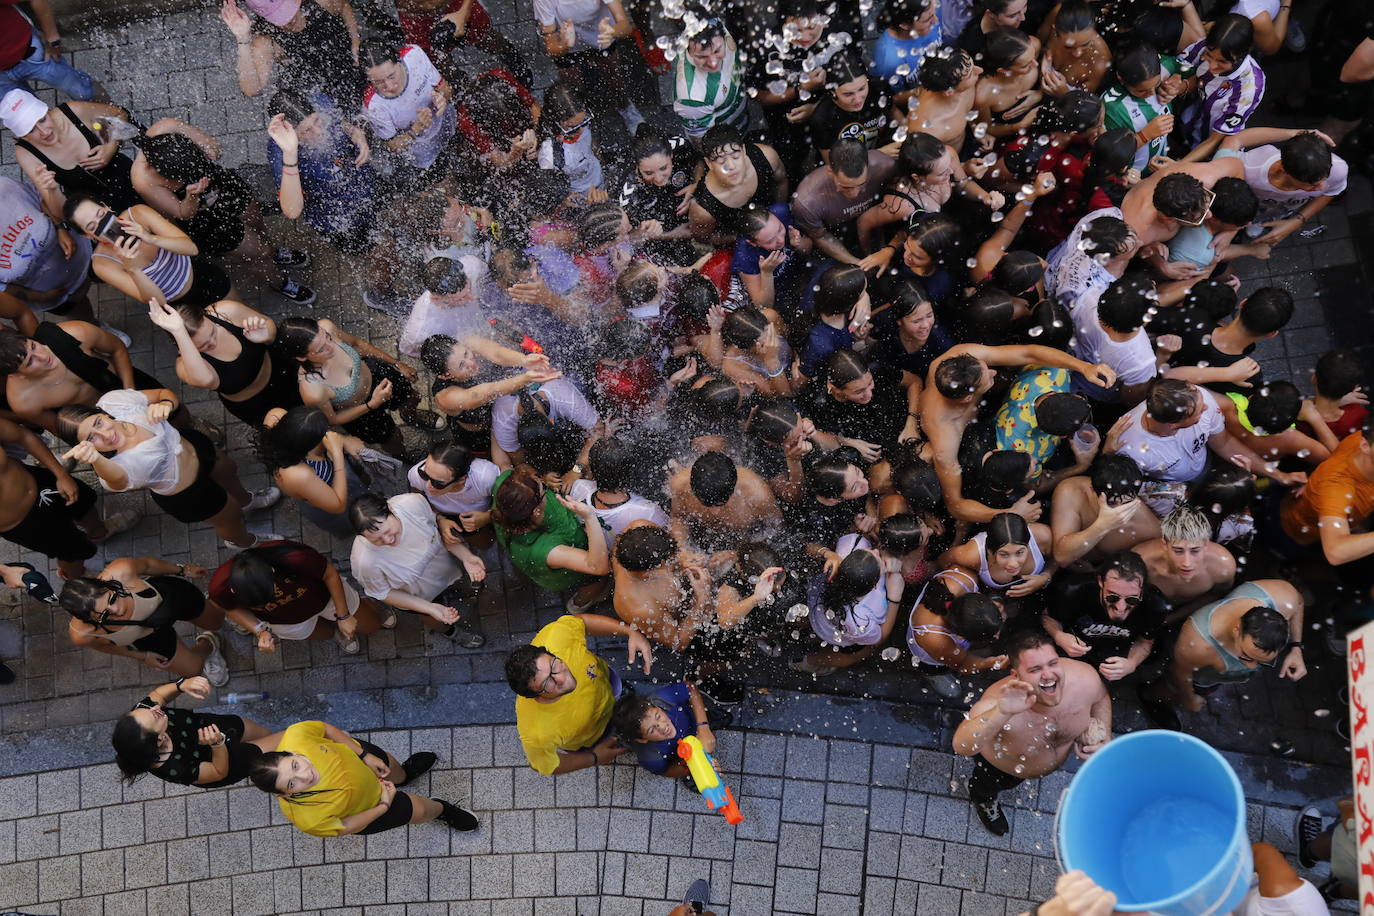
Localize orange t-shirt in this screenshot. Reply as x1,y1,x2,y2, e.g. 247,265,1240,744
1282,433,1374,545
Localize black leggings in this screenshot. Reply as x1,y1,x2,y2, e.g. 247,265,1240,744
969,756,1024,804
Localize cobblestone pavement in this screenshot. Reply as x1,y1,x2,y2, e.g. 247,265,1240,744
0,2,1367,914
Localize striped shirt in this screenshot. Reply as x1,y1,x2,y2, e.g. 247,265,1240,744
672,35,748,137
1101,56,1180,172
1179,39,1265,145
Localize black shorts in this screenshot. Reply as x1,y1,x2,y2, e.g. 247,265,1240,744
220,355,303,427
128,577,208,658
341,358,416,445
174,258,233,308
0,464,98,562
151,429,230,524
352,738,416,834
130,626,180,659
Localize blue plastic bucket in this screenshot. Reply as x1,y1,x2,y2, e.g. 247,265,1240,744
1055,730,1251,915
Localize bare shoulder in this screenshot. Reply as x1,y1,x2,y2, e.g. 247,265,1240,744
1205,543,1236,578
1062,657,1104,692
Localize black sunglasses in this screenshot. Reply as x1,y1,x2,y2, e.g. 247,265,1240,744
417,465,456,489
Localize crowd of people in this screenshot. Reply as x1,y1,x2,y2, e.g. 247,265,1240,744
0,0,1372,908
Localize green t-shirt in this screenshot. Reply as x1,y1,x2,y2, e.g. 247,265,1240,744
1101,55,1180,172
491,470,589,592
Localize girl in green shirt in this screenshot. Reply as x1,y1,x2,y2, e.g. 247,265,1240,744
491,466,610,606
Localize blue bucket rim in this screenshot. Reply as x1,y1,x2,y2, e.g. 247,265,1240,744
1055,730,1247,913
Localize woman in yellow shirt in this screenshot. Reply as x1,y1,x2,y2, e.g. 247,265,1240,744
248,720,478,837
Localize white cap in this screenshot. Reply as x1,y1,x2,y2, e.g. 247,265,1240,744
0,89,47,137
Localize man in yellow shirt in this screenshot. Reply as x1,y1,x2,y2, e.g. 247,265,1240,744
507,613,655,775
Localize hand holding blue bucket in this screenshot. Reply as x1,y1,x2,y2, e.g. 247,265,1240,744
1055,730,1251,915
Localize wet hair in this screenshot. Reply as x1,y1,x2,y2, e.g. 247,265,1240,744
615,524,677,572
748,397,801,446
919,49,973,92
139,132,215,186
347,493,392,535
53,404,102,445
1047,90,1103,135
981,0,1023,15
1206,14,1254,62
815,265,867,317
111,714,158,784
883,276,933,321
879,513,924,554
1239,605,1289,654
538,82,585,139
1208,177,1258,228
632,129,674,169
1161,504,1212,545
587,437,634,491
423,256,468,296
820,548,882,632
1035,393,1091,437
1196,464,1256,523
701,123,746,161
896,132,947,178
964,288,1018,343
616,260,662,308
985,512,1032,552
1182,279,1239,323
578,202,627,252
1098,550,1147,587
228,541,313,608
878,0,934,29
1280,133,1333,186
827,51,867,89
1314,350,1365,399
722,306,771,350
1113,41,1161,88
266,88,315,123
58,576,129,624
892,452,942,513
1080,216,1134,259
274,316,326,374
690,377,744,424
427,440,476,483
519,417,583,475
992,250,1043,297
0,327,30,374
807,453,861,500
1237,288,1294,336
1082,129,1139,195
741,205,779,240
690,451,738,507
948,592,1003,642
1246,381,1302,434
676,274,720,325
517,168,573,220
685,15,727,46
1152,173,1208,223
1007,628,1056,670
610,692,659,741
1090,453,1144,500
825,348,871,391
1028,299,1073,350
419,334,459,377
906,211,964,270
980,450,1033,495
491,466,546,532
256,405,331,470
830,138,870,179
983,27,1034,72
1052,0,1095,33
505,644,554,697
1097,276,1155,334
934,354,984,399
360,42,402,71
1145,378,1199,424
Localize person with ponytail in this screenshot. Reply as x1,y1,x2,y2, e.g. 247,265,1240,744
248,720,477,837
617,127,703,267
867,279,954,446
1039,0,1110,94
974,28,1045,139
939,511,1056,606
420,333,561,455
359,41,456,175
791,529,905,675
488,365,598,469
806,348,909,464
490,465,610,607
218,0,366,105
807,50,894,162
718,305,797,398
112,676,279,788
743,396,820,503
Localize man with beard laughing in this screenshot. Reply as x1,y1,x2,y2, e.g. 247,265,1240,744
953,629,1113,836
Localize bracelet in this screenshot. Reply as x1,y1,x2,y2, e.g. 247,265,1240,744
588,750,599,767
281,161,298,167
212,736,227,747
1289,641,1304,650
697,721,709,727
174,676,187,690
253,621,270,633
237,39,252,46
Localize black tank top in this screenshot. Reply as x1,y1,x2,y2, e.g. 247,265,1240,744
34,322,120,393
16,104,139,211
200,315,268,397
254,2,367,107
693,144,776,233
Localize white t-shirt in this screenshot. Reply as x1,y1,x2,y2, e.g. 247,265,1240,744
361,45,455,169
532,0,613,52
809,533,890,647
537,128,604,193
1109,388,1225,483
350,492,463,602
399,256,489,357
0,177,90,308
1237,877,1328,916
1231,0,1280,21
407,457,501,516
566,479,670,550
1071,301,1157,401
1222,145,1349,218
96,389,187,495
1046,208,1123,311
490,377,600,454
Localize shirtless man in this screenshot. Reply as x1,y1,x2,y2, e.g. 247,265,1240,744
1139,578,1304,731
907,50,983,148
953,629,1112,835
1051,453,1160,569
0,415,136,578
0,321,164,436
1119,157,1244,250
920,343,1116,524
611,522,712,652
667,451,782,551
1132,504,1235,624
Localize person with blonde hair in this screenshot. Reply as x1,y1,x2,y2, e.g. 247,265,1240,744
1132,503,1236,623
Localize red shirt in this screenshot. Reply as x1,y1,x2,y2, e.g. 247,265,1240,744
0,2,36,71
454,69,535,156
209,541,332,626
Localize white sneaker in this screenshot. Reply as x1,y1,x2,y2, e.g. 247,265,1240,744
223,531,283,549
244,486,282,512
196,631,230,687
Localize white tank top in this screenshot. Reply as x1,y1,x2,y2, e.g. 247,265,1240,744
970,530,1046,593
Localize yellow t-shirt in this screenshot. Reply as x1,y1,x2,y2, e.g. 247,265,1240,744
516,615,614,774
275,721,382,837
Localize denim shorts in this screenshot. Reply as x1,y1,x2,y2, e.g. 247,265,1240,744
0,46,95,100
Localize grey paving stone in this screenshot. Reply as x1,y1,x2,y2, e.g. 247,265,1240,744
554,769,598,809
691,810,736,860
15,813,59,860
510,852,556,897
777,822,822,869
35,769,80,815
208,830,253,877
428,857,470,902
471,854,514,899
962,890,1011,916
781,778,825,825
188,874,231,916
472,769,514,811
512,767,557,809
827,741,872,784
729,882,775,915
82,846,126,896
898,835,944,883
146,882,191,916
387,858,430,904
735,796,781,843
818,847,865,896
0,861,36,906
732,838,777,886
773,865,819,913
232,870,280,916
37,851,80,900
491,808,536,854
491,900,534,916
531,807,577,853
80,766,121,809
631,768,677,811
985,850,1033,898
623,851,669,900
302,864,347,909
742,732,787,775
917,882,964,916
821,804,868,852
252,824,298,872
575,806,610,851
941,842,988,891
124,841,169,889
143,796,188,842
785,735,829,779
824,780,869,807
924,794,971,843
105,888,149,916
166,836,209,885
867,830,902,878
344,860,388,906
553,851,598,897
606,807,652,854
58,807,103,855
817,891,863,916
865,875,899,916
452,727,495,768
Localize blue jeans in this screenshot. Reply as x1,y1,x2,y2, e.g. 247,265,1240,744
0,45,96,101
